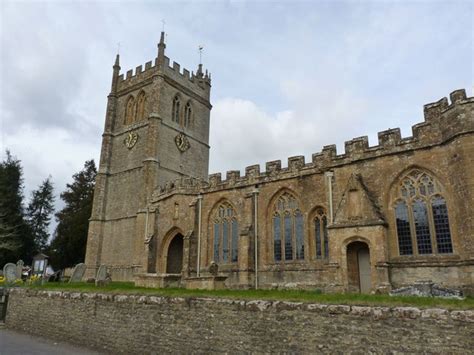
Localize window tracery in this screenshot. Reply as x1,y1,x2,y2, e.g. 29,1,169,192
172,95,181,123
213,202,238,264
184,102,192,128
124,95,135,125
314,208,328,259
136,91,147,121
272,192,304,262
394,170,453,255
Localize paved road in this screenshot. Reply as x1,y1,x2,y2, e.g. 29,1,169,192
0,327,101,355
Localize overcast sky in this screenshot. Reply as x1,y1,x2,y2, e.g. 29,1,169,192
0,0,472,222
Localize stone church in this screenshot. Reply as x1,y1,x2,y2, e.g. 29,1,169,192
85,33,474,294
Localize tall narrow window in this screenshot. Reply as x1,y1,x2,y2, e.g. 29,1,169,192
431,196,453,253
323,216,329,258
222,220,229,263
284,212,292,261
213,223,220,262
395,201,413,255
273,214,281,262
295,211,304,260
413,199,432,254
231,219,239,262
124,96,135,125
272,192,304,262
184,102,192,128
314,208,328,259
393,170,453,256
172,95,180,123
212,202,238,264
136,91,146,121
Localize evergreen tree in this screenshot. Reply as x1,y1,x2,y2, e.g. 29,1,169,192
0,151,33,265
26,177,55,252
49,160,96,269
0,211,21,265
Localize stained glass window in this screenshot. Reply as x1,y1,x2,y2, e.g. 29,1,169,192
394,170,452,256
213,202,238,264
273,192,305,262
395,201,413,255
273,215,281,261
314,209,328,259
431,196,453,253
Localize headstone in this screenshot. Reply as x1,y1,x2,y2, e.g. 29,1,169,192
16,260,24,279
3,263,17,283
95,265,110,287
209,261,219,276
69,263,86,283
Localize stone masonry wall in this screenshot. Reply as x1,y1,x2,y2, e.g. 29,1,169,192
5,289,474,354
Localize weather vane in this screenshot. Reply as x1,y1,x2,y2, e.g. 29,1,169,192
162,19,166,32
117,42,121,55
198,45,204,64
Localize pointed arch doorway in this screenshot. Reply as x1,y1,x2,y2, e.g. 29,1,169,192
166,233,184,274
346,241,371,293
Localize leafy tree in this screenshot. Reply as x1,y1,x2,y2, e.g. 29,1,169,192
0,151,33,265
26,177,55,252
49,160,96,269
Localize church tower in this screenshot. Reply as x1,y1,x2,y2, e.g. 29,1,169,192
85,33,212,279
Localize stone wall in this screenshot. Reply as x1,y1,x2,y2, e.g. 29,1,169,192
5,289,474,354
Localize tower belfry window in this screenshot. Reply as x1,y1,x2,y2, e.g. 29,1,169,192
184,102,192,128
172,95,181,123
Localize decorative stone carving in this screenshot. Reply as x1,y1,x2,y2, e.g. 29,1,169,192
175,133,190,152
124,131,138,149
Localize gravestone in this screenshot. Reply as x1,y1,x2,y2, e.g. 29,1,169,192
3,263,17,283
95,265,110,287
16,260,24,279
209,261,219,276
69,263,86,283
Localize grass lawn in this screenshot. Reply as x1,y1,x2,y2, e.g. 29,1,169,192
23,281,474,310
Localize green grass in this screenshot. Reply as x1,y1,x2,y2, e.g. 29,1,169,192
23,281,474,310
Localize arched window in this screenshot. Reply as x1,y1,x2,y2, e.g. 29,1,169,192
212,202,238,263
172,95,181,123
272,192,304,262
136,91,147,121
124,95,135,125
184,102,192,128
314,208,328,259
394,170,453,255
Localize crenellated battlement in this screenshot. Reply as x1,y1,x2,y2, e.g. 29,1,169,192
151,89,473,198
116,54,211,95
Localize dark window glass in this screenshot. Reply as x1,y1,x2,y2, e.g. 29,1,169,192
395,201,413,255
323,216,329,258
432,197,453,254
315,218,322,259
273,215,281,261
413,199,432,254
295,211,304,260
213,223,220,262
222,220,229,263
284,213,293,260
231,219,239,262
